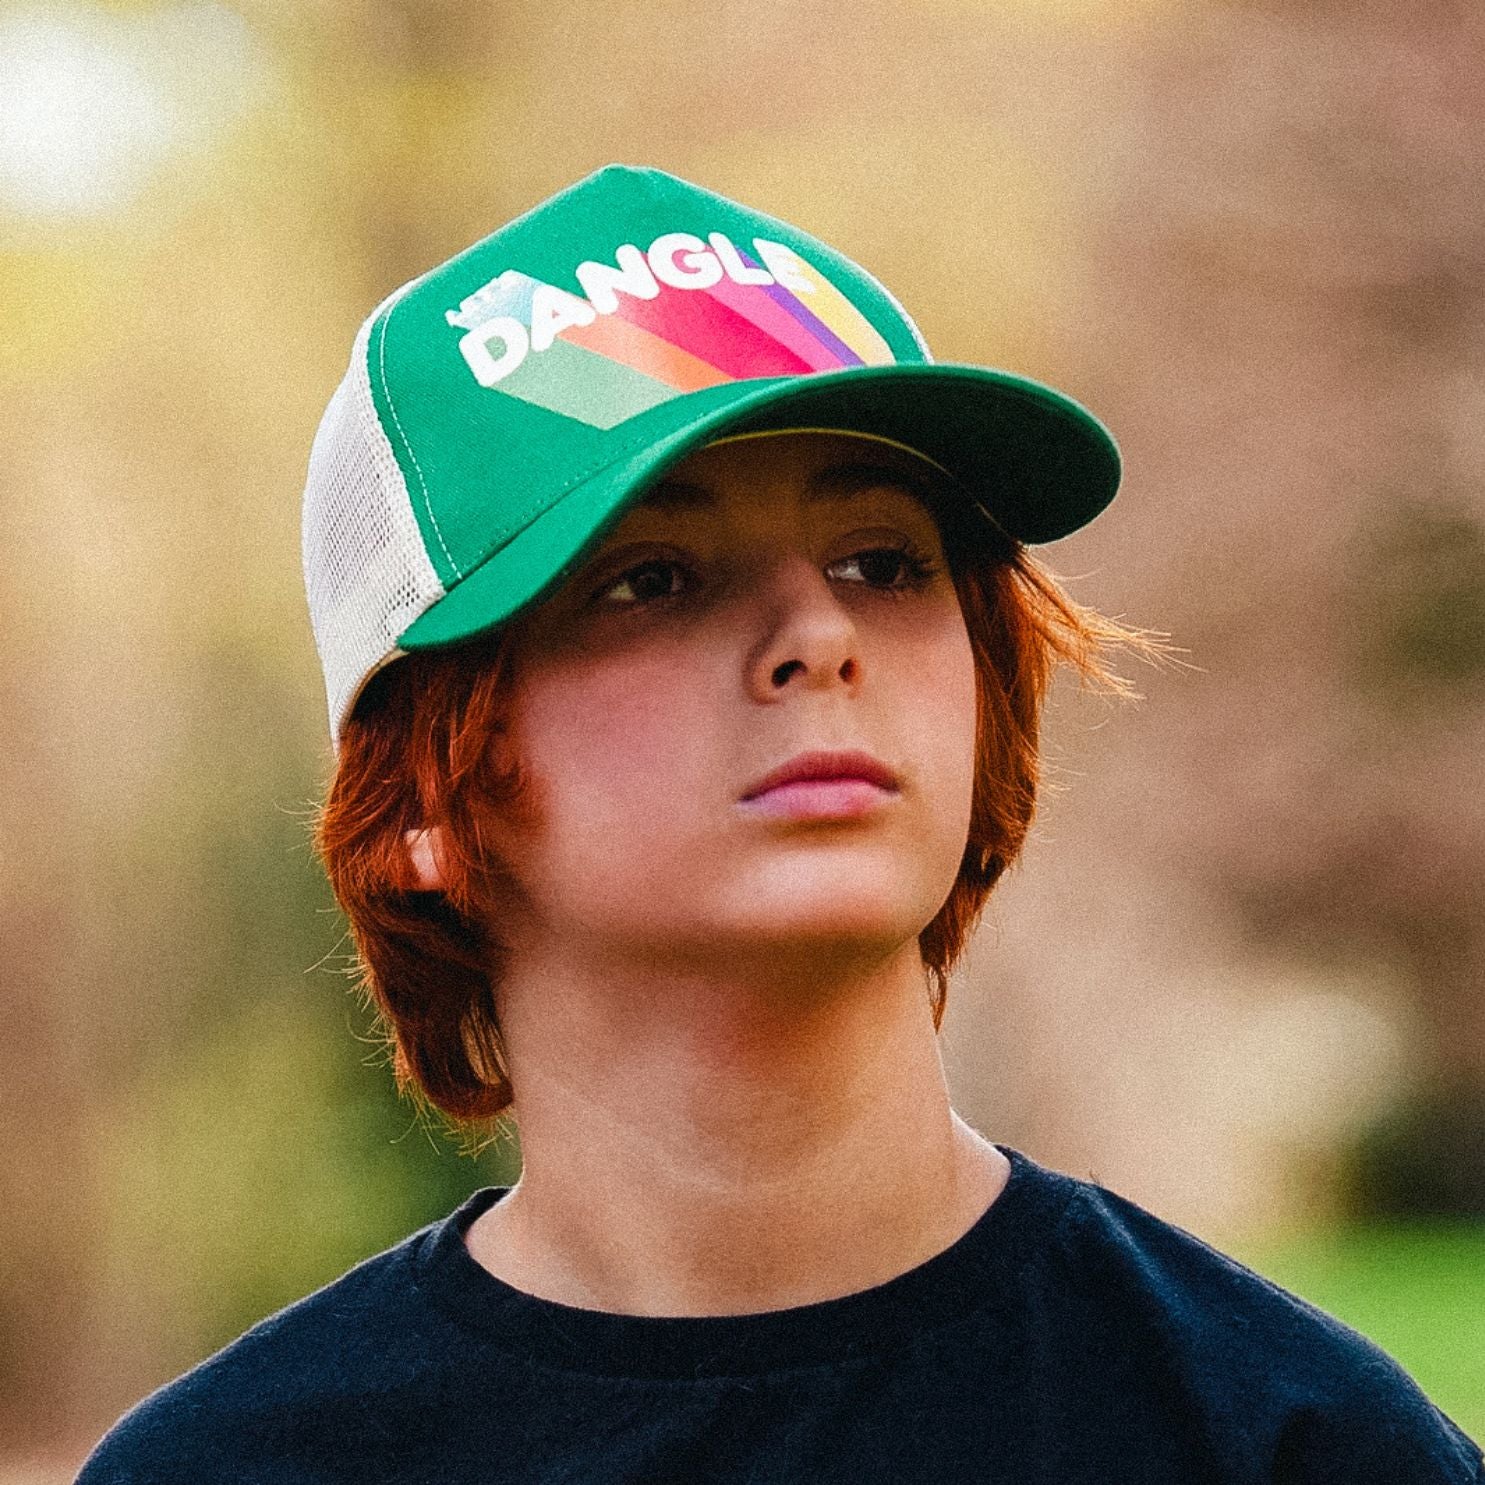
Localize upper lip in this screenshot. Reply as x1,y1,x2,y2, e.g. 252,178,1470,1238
740,749,901,801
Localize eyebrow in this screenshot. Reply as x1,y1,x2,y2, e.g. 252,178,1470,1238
638,461,946,515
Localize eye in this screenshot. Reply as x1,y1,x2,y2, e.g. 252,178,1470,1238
593,558,690,608
589,543,941,612
829,544,941,594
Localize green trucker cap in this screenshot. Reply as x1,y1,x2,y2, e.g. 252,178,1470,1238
302,163,1120,746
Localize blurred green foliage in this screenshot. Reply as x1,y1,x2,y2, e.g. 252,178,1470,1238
1346,502,1485,706
1232,1223,1485,1446
1344,1088,1485,1222
98,982,520,1359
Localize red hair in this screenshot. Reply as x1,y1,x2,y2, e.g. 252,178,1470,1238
315,509,1169,1151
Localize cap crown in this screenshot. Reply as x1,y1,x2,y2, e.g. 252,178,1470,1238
303,164,931,739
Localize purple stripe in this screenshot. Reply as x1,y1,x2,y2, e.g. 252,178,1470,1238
743,248,864,369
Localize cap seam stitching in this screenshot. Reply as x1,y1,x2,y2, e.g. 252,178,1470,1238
376,301,461,581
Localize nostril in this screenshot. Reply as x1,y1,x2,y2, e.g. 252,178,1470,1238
772,659,805,686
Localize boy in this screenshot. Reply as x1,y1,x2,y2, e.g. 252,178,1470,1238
77,165,1483,1482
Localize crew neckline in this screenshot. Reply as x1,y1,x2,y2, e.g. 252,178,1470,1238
412,1143,1078,1379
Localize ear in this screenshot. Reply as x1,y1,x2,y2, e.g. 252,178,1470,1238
403,825,448,892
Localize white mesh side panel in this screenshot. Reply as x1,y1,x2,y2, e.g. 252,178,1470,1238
302,305,445,747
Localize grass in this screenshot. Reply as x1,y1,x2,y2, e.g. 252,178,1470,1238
1228,1221,1485,1447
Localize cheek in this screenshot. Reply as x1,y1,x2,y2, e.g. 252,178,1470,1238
901,604,979,784
509,651,710,840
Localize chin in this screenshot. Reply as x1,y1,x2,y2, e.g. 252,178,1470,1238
741,859,947,925
710,891,931,954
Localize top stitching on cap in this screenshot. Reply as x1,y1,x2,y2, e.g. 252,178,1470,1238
376,301,461,581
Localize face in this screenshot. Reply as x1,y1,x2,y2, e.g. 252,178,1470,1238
478,430,980,984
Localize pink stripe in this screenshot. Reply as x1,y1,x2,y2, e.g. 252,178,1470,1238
703,275,846,372
609,287,813,379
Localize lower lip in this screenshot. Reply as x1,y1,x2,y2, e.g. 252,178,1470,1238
737,779,898,820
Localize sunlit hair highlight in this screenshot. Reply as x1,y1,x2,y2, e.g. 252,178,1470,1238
314,498,1173,1153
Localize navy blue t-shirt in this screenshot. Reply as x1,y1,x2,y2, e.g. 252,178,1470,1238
76,1143,1483,1483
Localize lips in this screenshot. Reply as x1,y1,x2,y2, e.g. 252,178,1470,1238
740,749,901,801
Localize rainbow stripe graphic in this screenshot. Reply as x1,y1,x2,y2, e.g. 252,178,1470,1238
461,246,896,430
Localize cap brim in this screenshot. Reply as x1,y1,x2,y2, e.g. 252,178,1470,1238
398,362,1118,652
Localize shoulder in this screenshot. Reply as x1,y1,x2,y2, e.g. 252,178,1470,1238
1044,1170,1484,1482
73,1216,446,1484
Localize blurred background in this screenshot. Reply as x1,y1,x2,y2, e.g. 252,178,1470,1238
2,0,1482,1475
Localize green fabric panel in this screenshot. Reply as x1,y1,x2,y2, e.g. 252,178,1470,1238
367,166,938,581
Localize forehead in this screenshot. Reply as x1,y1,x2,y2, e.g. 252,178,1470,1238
634,430,954,520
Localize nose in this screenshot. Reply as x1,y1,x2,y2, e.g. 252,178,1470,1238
745,552,862,702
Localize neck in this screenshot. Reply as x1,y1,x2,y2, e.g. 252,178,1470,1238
465,938,1009,1316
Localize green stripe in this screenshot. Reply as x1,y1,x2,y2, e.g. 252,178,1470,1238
498,338,678,429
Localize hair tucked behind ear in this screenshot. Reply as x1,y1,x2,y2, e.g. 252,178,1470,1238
315,519,1173,1153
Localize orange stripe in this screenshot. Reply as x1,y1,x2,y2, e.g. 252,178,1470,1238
560,312,732,392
